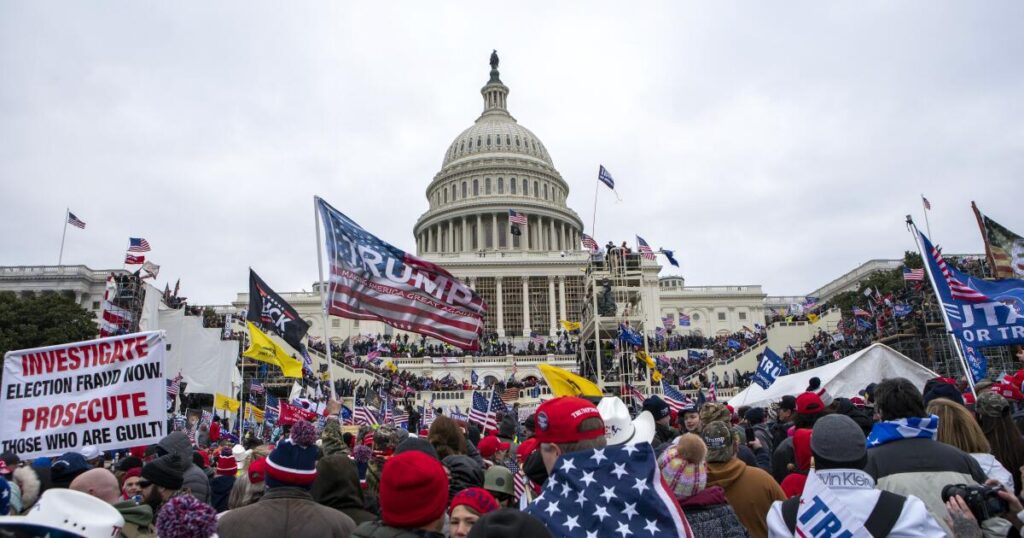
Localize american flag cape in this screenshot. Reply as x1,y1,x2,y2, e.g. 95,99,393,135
317,197,487,350
525,443,692,537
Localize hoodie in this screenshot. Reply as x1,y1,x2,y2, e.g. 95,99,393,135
312,454,377,525
442,455,484,502
677,486,749,538
210,475,235,513
157,431,210,503
707,458,785,538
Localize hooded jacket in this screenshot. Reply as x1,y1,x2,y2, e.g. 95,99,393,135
312,454,377,526
678,486,750,538
442,455,484,502
218,487,356,538
210,475,235,513
707,458,786,538
157,431,210,503
113,501,155,538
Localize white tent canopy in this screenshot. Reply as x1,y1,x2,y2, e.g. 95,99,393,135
728,343,940,409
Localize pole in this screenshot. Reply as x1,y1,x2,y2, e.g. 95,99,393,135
590,175,600,243
907,217,976,396
921,195,933,238
58,208,69,266
313,196,339,401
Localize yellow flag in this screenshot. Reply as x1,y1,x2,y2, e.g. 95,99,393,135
385,360,398,373
652,370,663,383
538,364,603,397
785,316,794,323
807,313,819,324
246,406,265,422
559,320,581,332
636,351,656,369
214,393,240,413
243,321,303,378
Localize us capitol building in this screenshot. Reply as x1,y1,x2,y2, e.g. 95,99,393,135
1,54,777,382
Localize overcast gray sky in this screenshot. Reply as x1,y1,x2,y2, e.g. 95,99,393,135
2,2,1022,304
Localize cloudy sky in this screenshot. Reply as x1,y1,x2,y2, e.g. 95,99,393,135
2,2,1022,304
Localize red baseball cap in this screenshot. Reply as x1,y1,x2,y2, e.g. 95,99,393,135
795,392,825,415
533,396,603,444
516,437,539,464
989,383,1024,402
477,435,510,460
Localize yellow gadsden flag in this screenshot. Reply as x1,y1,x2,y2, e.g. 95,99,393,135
559,320,581,332
214,393,240,413
246,406,265,423
243,321,303,378
807,313,820,324
538,364,602,398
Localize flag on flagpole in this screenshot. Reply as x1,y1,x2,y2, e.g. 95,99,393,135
242,321,304,378
660,249,680,267
708,381,717,402
124,254,145,265
922,196,931,210
127,237,151,252
598,165,615,190
167,372,183,396
972,202,1024,279
67,212,86,229
581,233,599,252
636,236,656,260
141,261,160,279
902,267,925,281
661,380,693,412
508,209,527,225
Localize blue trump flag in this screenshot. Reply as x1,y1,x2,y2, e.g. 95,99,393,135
687,349,704,361
618,324,644,347
961,339,988,383
726,339,742,350
752,347,788,389
893,304,913,318
918,230,1024,347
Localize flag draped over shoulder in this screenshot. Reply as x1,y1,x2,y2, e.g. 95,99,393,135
525,443,693,537
317,197,487,350
247,269,310,350
243,321,304,378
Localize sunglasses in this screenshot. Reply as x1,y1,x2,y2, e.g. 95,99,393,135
137,479,153,488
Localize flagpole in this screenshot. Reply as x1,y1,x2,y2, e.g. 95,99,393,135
921,194,933,238
590,174,600,242
313,196,339,401
58,208,69,266
906,216,976,396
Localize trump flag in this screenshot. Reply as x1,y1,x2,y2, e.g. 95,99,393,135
316,197,487,350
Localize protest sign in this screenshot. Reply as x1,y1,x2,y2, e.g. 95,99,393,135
277,402,319,426
2,331,168,458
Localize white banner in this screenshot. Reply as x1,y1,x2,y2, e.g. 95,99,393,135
430,357,460,364
1,331,168,458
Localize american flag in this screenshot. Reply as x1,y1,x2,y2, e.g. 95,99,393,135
392,403,409,427
469,390,499,431
581,233,599,252
530,331,545,346
708,380,717,402
249,379,265,394
661,315,674,330
264,395,279,424
661,380,693,412
620,384,646,409
655,326,666,338
127,237,151,252
513,469,528,501
201,410,213,427
367,350,380,362
354,399,379,426
903,267,925,282
852,306,872,318
677,312,691,327
317,197,486,351
501,386,520,403
422,402,435,428
524,443,693,537
922,195,932,210
167,372,183,396
67,211,86,229
833,350,842,361
636,235,656,261
508,209,528,226
925,233,989,302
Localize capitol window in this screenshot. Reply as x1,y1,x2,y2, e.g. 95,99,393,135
739,312,747,320
510,178,517,194
534,181,539,198
523,178,529,195
543,183,548,199
498,178,504,194
462,182,467,198
473,179,479,196
717,312,726,321
444,190,448,203
485,178,491,194
515,136,520,146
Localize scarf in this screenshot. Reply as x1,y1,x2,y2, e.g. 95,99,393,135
865,415,938,448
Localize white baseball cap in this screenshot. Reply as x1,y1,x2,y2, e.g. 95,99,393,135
0,488,124,538
598,397,656,446
80,445,101,461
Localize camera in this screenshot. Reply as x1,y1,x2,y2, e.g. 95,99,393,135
941,484,1009,521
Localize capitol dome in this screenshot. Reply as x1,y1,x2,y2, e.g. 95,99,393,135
414,52,583,256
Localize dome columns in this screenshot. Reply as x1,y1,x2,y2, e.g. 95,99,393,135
415,211,580,255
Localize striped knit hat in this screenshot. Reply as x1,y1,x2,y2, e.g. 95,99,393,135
266,421,318,489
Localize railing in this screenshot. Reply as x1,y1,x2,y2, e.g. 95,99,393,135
304,347,386,382
683,338,767,382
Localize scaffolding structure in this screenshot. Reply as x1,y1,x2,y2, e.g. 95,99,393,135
107,272,146,335
578,251,653,395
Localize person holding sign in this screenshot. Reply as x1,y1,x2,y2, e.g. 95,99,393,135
767,414,943,537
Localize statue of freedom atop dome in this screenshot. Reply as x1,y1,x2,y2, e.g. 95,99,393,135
490,50,499,70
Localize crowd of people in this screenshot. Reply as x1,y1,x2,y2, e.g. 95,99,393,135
5,369,1024,537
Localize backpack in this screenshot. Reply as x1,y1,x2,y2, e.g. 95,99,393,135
781,490,906,537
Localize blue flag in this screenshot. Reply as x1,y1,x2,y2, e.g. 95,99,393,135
893,304,913,318
855,317,874,331
340,404,353,423
919,230,1024,346
962,339,988,383
618,324,644,347
471,369,479,384
752,347,788,389
661,249,680,267
687,349,703,361
726,339,741,350
597,165,615,190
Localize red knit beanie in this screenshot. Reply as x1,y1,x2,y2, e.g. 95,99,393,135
215,448,238,477
449,487,499,516
380,451,449,528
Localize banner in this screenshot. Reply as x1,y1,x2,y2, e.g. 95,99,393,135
919,230,1024,346
1,331,168,458
277,402,319,426
317,197,486,350
752,347,788,390
430,357,460,364
214,393,240,413
247,269,310,350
